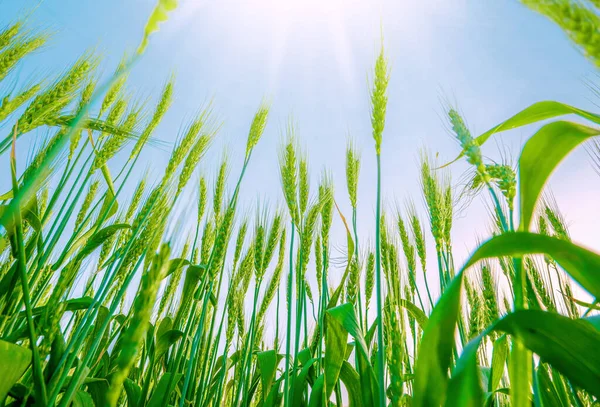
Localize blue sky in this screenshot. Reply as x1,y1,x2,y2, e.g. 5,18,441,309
2,0,600,275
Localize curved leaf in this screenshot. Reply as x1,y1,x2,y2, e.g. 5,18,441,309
414,229,600,406
339,361,363,407
123,379,141,407
256,350,282,402
155,329,183,361
291,357,318,407
0,340,31,401
463,232,600,300
519,121,600,230
147,373,182,407
444,336,484,407
488,335,508,395
398,298,428,329
307,374,324,407
413,271,463,406
324,311,348,399
495,310,600,398
445,100,600,166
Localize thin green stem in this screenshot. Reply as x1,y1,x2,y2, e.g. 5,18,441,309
374,153,386,406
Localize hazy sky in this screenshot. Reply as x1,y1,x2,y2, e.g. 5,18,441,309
2,0,600,280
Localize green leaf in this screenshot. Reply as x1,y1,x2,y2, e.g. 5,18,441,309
138,0,178,54
256,350,281,402
123,378,141,407
98,167,119,219
445,100,600,167
398,299,428,329
324,311,347,399
488,335,508,395
307,374,325,407
495,310,600,398
85,377,109,407
292,357,318,407
0,340,32,401
445,336,484,407
326,303,377,406
154,329,183,362
413,272,463,407
52,223,130,270
72,390,95,407
147,373,182,407
155,317,173,341
518,121,600,230
415,229,600,405
534,364,566,407
338,361,363,407
166,258,190,278
463,232,600,300
28,296,94,317
327,303,368,361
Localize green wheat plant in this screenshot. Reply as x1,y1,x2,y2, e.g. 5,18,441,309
2,1,600,406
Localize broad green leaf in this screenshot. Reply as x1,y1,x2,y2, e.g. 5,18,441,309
83,377,109,407
147,373,182,407
98,166,119,219
339,361,363,407
292,357,318,407
324,311,347,400
0,340,31,400
156,317,173,340
445,336,484,407
327,303,368,361
256,350,281,402
495,310,600,398
518,121,600,230
138,0,178,54
23,207,41,233
327,304,379,407
72,390,95,407
488,335,508,395
154,329,184,361
534,364,566,407
445,100,600,166
415,230,600,405
448,310,600,405
76,223,130,261
46,332,66,380
463,232,600,300
413,272,463,407
307,374,325,407
365,317,378,349
166,258,190,278
123,378,141,407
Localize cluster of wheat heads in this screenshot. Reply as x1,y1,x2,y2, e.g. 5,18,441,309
4,0,600,406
